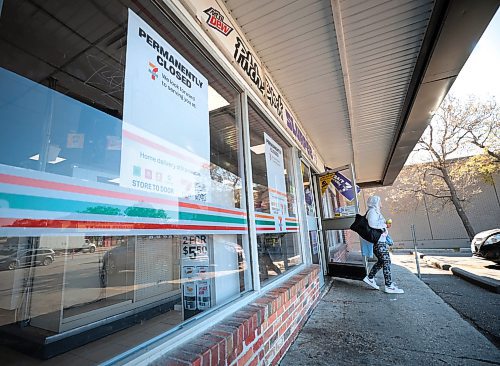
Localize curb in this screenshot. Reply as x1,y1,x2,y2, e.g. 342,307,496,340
451,267,500,294
403,253,500,293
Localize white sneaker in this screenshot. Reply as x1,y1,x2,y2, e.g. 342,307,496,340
384,284,404,294
363,276,379,290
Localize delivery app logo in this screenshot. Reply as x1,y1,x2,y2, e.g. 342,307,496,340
148,62,158,80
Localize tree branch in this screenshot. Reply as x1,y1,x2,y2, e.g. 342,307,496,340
469,140,500,161
421,191,452,199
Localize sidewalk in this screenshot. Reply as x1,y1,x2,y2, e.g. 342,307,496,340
280,265,500,366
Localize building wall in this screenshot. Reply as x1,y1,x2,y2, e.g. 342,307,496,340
0,1,326,364
152,266,320,366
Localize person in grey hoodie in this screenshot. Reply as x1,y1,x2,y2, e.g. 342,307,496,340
362,195,404,294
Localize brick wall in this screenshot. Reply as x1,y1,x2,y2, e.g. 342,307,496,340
152,265,321,366
333,243,348,262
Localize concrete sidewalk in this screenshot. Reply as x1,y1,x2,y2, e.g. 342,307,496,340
280,265,500,366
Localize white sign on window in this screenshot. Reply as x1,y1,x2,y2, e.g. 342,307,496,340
121,10,210,200
264,132,288,216
180,235,211,313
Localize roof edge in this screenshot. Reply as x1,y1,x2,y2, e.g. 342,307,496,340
381,0,499,186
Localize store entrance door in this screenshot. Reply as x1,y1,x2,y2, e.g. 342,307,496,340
316,165,366,280
300,161,325,287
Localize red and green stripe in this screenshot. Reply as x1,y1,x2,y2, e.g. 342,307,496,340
0,171,300,234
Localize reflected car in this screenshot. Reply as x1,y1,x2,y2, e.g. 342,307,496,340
100,242,135,287
82,239,96,253
0,248,55,270
471,229,500,263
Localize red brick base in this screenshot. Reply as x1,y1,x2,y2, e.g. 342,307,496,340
153,265,321,366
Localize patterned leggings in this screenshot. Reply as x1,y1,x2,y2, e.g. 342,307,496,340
368,241,392,286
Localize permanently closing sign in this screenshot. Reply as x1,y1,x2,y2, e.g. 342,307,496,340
121,10,209,200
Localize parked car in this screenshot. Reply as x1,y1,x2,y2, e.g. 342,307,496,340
82,239,96,253
0,248,56,270
471,229,500,263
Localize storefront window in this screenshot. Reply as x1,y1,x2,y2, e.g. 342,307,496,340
248,102,302,284
302,162,320,265
0,0,251,362
302,163,316,217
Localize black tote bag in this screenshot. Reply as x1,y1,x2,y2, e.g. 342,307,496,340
350,213,383,244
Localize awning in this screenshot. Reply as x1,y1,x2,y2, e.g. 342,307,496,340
222,0,498,186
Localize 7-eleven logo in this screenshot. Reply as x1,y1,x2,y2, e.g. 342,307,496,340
149,62,158,80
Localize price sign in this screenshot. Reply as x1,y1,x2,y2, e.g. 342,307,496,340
181,235,208,260
182,244,208,259
181,235,211,316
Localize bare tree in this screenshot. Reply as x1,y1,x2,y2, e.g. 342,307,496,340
394,96,499,240
453,96,500,161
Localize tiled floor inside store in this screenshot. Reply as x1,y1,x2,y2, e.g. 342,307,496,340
1,309,182,365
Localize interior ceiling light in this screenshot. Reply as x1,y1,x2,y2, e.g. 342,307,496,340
29,154,66,164
208,85,229,111
250,144,265,155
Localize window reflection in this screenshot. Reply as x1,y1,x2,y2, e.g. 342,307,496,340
248,102,302,284
0,234,247,326
0,0,251,361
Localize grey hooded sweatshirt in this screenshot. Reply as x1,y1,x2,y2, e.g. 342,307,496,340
366,195,388,242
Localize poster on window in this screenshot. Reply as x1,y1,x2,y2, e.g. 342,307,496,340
180,235,212,318
264,133,288,216
121,9,210,201
332,171,360,202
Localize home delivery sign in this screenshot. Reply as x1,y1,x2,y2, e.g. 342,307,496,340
264,133,288,217
121,10,209,200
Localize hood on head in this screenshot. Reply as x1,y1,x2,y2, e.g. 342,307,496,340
367,195,381,210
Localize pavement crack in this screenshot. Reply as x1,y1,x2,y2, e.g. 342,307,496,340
434,291,463,297
455,357,500,365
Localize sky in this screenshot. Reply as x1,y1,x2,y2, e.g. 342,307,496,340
407,9,500,164
448,10,500,100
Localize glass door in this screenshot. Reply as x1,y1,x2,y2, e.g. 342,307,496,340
300,161,325,287
317,165,366,279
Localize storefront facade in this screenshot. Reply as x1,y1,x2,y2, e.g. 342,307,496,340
0,1,330,364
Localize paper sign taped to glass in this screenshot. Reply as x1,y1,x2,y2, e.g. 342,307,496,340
121,10,210,201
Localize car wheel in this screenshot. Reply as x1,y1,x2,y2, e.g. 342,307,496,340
105,259,117,274
8,261,17,270
89,246,96,253
43,257,53,266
